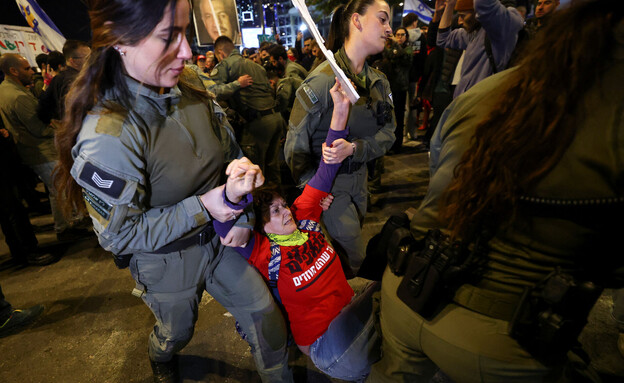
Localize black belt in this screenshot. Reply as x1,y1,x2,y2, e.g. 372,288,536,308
337,157,364,175
245,107,278,121
151,223,215,254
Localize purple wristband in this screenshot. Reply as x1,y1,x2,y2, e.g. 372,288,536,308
222,186,253,210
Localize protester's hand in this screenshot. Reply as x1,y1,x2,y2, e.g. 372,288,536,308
225,157,264,202
435,0,447,12
319,194,334,211
297,31,303,41
200,185,243,223
0,129,9,139
220,226,251,247
238,75,253,88
322,139,353,165
329,79,351,122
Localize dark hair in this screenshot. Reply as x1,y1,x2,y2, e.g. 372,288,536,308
35,53,48,70
214,35,235,55
55,0,215,218
395,27,409,44
62,40,90,60
268,44,287,61
402,12,419,27
252,187,283,234
259,41,273,51
47,51,65,71
326,0,379,52
440,0,623,239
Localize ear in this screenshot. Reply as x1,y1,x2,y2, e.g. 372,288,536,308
9,66,19,77
351,13,363,32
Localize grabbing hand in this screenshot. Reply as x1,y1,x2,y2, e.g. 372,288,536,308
319,194,334,211
0,129,9,139
322,139,353,165
200,185,243,222
238,75,253,88
220,226,251,247
225,157,264,202
435,0,447,12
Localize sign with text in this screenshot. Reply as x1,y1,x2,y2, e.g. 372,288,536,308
0,25,49,67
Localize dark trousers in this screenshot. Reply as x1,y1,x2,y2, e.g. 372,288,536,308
0,178,38,263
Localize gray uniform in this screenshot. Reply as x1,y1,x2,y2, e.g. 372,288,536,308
70,71,292,382
284,60,308,81
285,48,396,275
210,50,285,185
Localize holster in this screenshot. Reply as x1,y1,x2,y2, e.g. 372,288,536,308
508,269,604,366
396,229,469,319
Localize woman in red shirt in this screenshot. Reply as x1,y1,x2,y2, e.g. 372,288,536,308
206,80,380,381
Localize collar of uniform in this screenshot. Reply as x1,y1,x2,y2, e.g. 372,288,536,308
3,76,30,93
123,75,181,116
335,47,368,91
227,49,242,60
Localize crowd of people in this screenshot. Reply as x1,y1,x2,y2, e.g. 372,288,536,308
1,0,623,382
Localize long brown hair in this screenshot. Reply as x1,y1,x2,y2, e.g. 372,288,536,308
54,0,215,217
440,0,623,239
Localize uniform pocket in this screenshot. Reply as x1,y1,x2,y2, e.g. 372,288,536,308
131,256,168,288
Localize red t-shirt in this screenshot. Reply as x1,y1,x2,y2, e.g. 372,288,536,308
248,185,354,346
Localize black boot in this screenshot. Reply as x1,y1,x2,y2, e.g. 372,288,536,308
150,355,179,383
0,304,44,338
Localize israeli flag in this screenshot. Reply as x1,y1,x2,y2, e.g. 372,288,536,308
403,0,434,25
15,0,65,51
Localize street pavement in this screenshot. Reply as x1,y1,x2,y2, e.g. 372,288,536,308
1,138,623,382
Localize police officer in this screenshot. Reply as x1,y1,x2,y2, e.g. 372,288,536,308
284,0,395,277
53,1,292,382
210,36,285,186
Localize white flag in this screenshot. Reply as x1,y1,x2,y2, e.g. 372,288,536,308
403,0,435,25
15,0,66,52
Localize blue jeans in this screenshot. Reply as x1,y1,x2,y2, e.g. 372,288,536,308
30,161,67,233
310,282,381,382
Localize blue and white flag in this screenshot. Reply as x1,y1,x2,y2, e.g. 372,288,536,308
403,0,434,25
15,0,65,51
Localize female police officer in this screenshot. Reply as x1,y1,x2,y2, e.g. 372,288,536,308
53,1,292,382
284,0,396,277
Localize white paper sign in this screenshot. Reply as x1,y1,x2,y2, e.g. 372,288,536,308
291,0,360,104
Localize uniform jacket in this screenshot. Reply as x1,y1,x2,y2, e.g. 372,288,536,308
413,56,624,319
284,60,308,81
0,77,56,165
437,0,523,98
209,50,275,114
70,70,242,256
284,48,396,186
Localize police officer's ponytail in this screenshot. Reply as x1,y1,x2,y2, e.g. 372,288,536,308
326,0,380,53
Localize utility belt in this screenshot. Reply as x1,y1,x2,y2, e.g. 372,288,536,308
378,214,603,366
150,223,215,254
337,156,364,175
241,107,278,122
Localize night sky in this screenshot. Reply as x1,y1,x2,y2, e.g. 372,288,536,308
0,0,91,42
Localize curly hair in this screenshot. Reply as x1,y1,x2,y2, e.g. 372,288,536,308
439,0,623,239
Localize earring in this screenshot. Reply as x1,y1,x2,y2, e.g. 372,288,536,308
113,45,125,56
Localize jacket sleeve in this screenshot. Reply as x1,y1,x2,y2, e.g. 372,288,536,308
475,0,523,68
14,94,54,138
284,73,332,187
70,113,212,256
207,60,242,99
437,27,469,50
352,77,396,164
